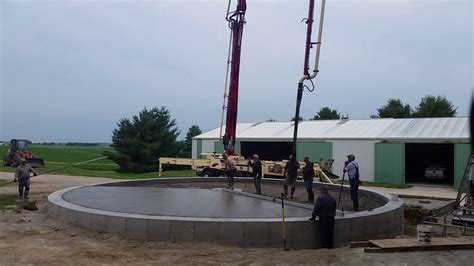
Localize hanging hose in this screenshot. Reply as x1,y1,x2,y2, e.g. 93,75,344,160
0,156,109,187
219,29,234,140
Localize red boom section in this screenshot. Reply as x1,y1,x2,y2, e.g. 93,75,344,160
223,0,246,155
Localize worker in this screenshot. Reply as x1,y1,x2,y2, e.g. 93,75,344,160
283,155,299,199
222,153,237,190
303,156,315,203
248,154,262,194
309,185,337,248
343,154,360,211
14,158,37,199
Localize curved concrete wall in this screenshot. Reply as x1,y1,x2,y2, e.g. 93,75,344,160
47,178,404,249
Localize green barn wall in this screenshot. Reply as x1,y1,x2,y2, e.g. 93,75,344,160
375,143,405,184
454,143,471,188
214,141,224,153
213,141,240,154
296,142,332,162
196,139,202,158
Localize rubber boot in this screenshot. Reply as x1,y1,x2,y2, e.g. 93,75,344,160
24,186,30,199
353,201,359,212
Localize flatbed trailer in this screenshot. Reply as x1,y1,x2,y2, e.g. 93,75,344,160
159,153,337,184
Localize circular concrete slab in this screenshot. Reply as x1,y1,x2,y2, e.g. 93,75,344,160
63,186,312,218
48,178,405,249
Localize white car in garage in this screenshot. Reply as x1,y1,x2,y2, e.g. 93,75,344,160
424,165,446,180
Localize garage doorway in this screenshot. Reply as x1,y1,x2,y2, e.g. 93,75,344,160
405,143,454,185
240,142,292,161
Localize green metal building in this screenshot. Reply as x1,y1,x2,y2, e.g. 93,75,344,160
193,117,470,187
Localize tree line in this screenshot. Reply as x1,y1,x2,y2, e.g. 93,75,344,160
107,94,457,173
286,94,457,121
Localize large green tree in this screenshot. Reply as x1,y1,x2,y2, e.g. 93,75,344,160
373,98,411,118
412,95,457,117
182,125,202,157
104,107,180,173
311,107,344,120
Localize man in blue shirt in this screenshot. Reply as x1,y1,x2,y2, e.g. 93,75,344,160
343,154,360,211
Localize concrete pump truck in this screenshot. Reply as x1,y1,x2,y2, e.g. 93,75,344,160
159,0,336,182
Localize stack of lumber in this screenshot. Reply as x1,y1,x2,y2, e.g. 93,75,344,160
350,237,474,253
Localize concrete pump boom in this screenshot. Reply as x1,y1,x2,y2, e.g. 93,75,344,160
222,0,246,156
291,0,326,160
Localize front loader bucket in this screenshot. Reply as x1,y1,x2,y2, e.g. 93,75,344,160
27,158,45,168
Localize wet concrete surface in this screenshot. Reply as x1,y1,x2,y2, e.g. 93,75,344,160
62,186,313,218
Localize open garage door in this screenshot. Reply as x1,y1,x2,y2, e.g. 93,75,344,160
240,142,292,161
405,143,454,185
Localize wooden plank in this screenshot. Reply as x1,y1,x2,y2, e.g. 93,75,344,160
369,237,473,248
350,241,374,248
364,237,474,253
365,244,474,253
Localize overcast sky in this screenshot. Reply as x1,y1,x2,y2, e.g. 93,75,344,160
1,0,472,143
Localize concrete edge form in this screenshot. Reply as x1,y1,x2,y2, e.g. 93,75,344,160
47,178,404,249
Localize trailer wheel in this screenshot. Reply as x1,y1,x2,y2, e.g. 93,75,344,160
201,170,213,177
218,171,227,177
273,165,282,173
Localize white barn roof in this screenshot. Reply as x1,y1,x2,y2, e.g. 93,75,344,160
195,117,469,141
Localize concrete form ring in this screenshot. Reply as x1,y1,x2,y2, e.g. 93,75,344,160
47,178,404,249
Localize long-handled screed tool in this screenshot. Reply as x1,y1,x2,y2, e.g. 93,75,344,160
280,193,290,251
0,156,108,187
337,171,346,209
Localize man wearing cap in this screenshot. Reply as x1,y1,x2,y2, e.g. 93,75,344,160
303,156,315,203
343,154,360,211
309,185,337,248
14,158,37,199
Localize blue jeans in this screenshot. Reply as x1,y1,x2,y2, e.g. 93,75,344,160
18,177,30,198
254,173,262,194
349,178,359,203
304,179,314,201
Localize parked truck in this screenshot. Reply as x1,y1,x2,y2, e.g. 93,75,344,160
159,153,337,183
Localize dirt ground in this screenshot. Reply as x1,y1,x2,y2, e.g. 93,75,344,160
0,173,473,265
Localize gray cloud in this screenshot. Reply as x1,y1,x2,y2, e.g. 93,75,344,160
1,0,472,142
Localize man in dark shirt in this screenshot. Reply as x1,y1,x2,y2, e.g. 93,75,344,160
248,154,263,194
309,185,337,248
303,156,315,203
283,155,299,198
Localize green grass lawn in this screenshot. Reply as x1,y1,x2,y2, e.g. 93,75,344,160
0,195,17,209
0,145,196,179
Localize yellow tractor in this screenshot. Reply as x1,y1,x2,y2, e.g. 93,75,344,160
3,139,45,168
